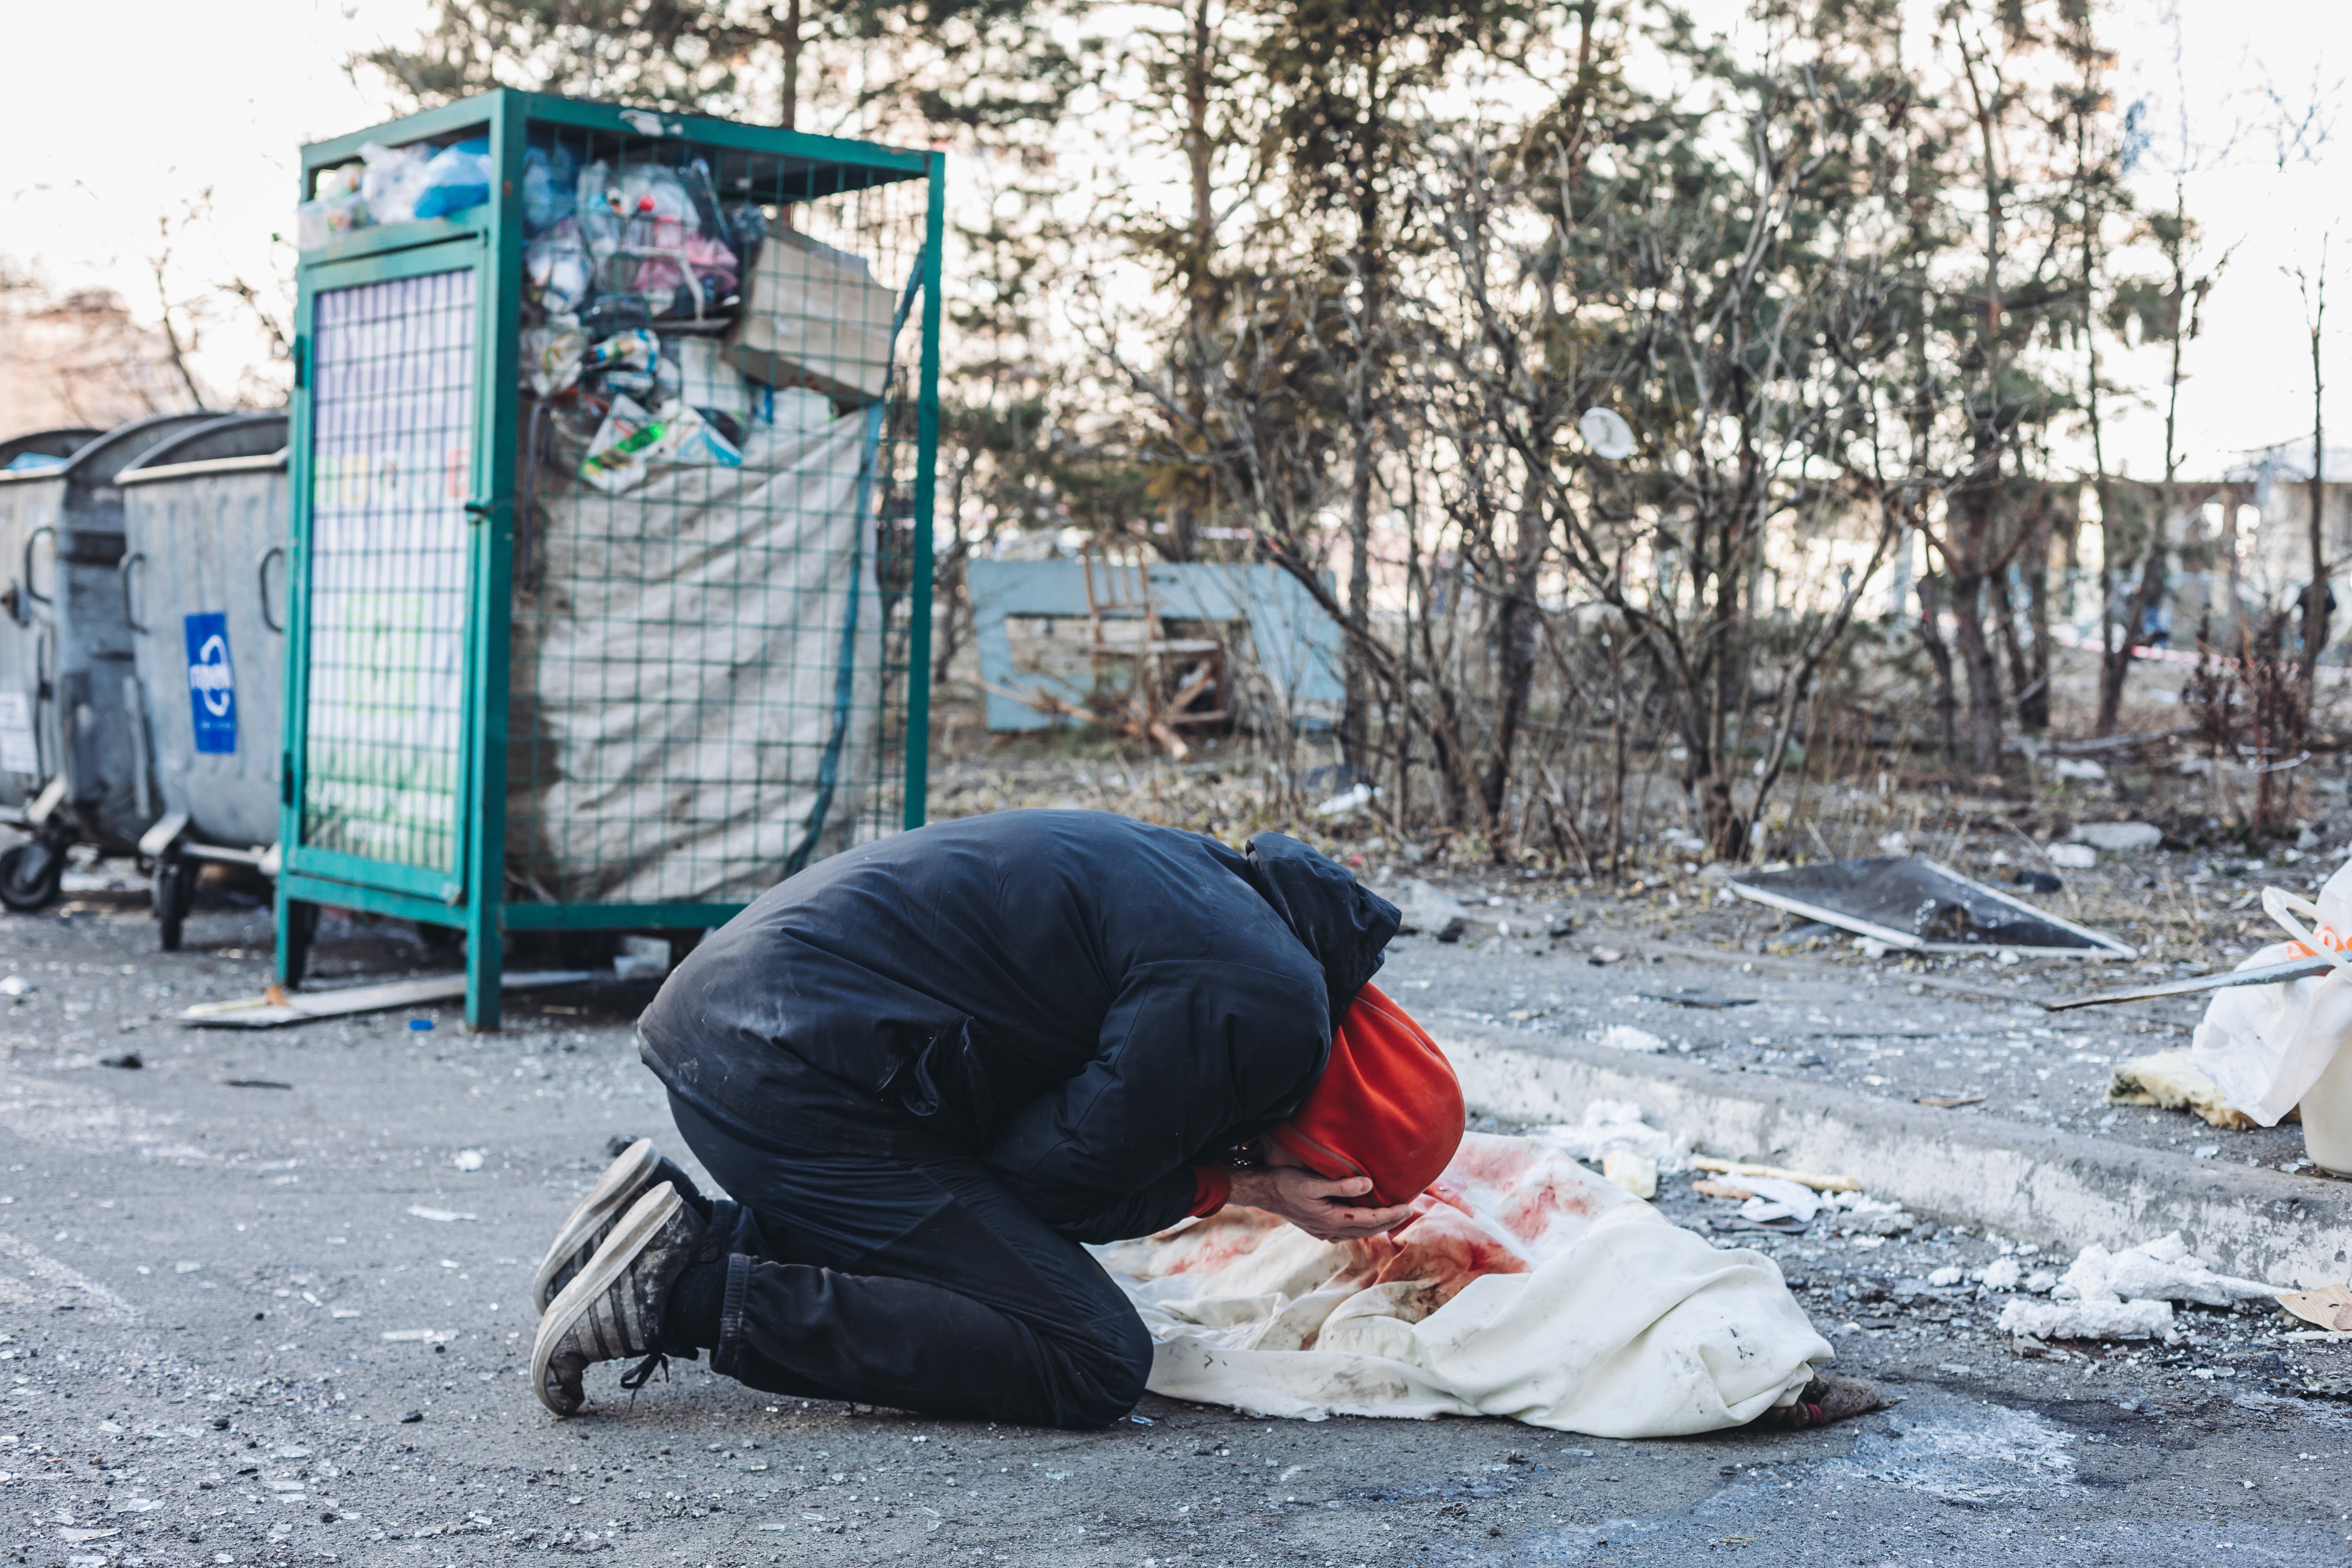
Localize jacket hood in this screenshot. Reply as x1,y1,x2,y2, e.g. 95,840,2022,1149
1241,831,1400,1031
1268,981,1462,1207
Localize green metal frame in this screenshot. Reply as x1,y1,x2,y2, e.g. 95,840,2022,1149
279,89,939,1028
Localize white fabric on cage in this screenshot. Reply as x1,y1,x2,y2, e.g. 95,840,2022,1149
510,412,883,905
1090,1133,1833,1436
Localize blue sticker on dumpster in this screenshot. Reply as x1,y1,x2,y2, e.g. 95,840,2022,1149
184,612,237,755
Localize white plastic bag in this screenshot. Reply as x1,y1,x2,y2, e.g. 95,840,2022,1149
2189,857,2352,1126
358,141,436,226
521,326,585,397
525,219,593,315
674,337,751,421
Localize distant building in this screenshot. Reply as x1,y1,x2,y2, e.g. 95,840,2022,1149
0,274,196,434
2205,441,2352,649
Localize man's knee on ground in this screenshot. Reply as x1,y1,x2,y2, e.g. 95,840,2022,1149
1064,1307,1154,1427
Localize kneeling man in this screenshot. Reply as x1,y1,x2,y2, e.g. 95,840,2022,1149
528,809,1461,1427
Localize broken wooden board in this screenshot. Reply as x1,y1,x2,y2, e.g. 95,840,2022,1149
1692,1179,1762,1200
180,971,597,1029
1687,1156,1860,1192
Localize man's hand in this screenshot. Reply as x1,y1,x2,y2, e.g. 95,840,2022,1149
1226,1164,1417,1242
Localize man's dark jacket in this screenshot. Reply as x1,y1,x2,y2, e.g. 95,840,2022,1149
638,810,1399,1243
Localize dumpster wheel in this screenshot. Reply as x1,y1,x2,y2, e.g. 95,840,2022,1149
0,840,65,913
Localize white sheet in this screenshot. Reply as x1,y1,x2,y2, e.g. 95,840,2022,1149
509,413,884,904
1091,1132,1833,1437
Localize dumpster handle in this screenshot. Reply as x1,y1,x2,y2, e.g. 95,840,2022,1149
257,545,287,634
22,525,55,608
119,552,150,633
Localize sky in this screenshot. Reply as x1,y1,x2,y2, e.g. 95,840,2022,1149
2101,0,2352,477
5,0,429,401
2,0,2347,478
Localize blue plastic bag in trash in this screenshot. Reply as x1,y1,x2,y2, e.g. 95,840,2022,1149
414,138,493,220
523,140,580,235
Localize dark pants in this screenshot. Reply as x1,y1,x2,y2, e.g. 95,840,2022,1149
666,1093,1153,1429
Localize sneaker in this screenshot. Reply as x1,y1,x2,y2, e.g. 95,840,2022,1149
531,1139,699,1314
531,1183,704,1416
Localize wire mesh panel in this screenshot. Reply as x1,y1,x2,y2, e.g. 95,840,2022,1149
301,269,477,875
504,126,927,909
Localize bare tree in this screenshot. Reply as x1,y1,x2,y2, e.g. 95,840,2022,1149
0,257,196,429
2266,68,2343,698
2288,239,2332,689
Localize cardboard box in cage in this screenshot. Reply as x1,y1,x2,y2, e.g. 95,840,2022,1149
724,232,896,404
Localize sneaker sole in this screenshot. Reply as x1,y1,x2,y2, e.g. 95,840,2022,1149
531,1138,660,1315
531,1182,684,1417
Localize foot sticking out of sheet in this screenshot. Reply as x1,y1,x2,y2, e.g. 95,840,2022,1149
1752,1374,1885,1430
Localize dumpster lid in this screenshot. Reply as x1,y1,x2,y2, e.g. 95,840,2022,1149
0,426,106,484
29,412,227,493
120,414,290,486
120,450,289,486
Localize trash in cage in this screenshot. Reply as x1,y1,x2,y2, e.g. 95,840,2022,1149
674,338,753,426
295,164,368,251
514,409,886,903
576,158,738,320
583,329,659,374
525,221,593,316
578,395,665,491
305,135,741,326
523,140,581,235
356,138,492,226
577,396,741,493
770,386,840,431
1726,857,2134,957
522,325,586,397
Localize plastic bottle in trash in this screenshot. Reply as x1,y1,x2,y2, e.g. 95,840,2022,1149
583,329,659,374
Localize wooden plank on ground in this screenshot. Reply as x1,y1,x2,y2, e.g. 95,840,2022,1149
180,971,597,1029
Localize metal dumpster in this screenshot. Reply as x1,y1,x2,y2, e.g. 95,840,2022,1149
0,426,105,818
0,412,220,909
119,413,291,948
1,428,105,475
0,428,105,861
282,91,943,1022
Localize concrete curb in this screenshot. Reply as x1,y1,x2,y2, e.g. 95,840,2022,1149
1440,1025,2352,1289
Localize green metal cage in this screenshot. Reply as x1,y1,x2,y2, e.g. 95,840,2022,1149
280,91,940,1027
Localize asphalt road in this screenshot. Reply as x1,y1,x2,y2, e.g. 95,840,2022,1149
2,887,2350,1568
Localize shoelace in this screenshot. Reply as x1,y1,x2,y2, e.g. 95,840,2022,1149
618,1351,670,1393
